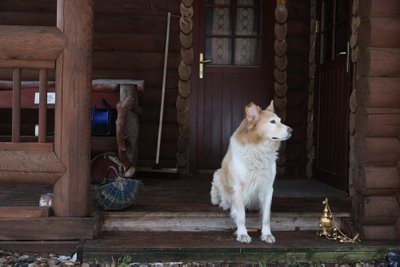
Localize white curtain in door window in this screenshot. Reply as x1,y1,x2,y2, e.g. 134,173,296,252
235,0,257,65
210,0,231,64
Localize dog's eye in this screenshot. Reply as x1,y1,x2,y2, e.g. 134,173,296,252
270,120,276,124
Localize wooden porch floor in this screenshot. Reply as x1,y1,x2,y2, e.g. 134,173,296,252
1,174,398,263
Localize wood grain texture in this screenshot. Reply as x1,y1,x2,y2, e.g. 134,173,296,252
0,217,95,240
0,25,66,61
0,206,50,218
0,151,64,184
53,0,94,217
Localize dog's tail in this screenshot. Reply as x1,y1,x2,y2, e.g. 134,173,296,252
210,169,221,205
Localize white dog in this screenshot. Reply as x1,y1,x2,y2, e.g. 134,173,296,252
210,100,293,243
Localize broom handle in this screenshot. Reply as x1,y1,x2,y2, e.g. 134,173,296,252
155,12,171,166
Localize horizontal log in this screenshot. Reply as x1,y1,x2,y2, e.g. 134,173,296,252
0,12,55,26
364,138,400,165
138,141,177,160
92,69,179,89
0,217,95,240
0,206,50,218
0,151,65,183
0,0,56,13
93,51,180,70
369,48,400,77
0,142,53,152
366,77,400,108
370,0,400,16
370,17,400,48
94,0,179,16
93,32,180,52
367,113,400,137
94,14,180,35
363,196,400,224
364,166,400,189
0,59,55,69
0,25,66,61
362,225,399,240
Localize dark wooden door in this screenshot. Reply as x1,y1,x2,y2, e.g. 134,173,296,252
314,0,352,191
192,0,274,170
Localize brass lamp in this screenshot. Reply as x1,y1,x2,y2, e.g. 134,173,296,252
317,198,361,244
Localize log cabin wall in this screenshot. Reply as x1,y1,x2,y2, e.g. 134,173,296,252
350,0,400,240
284,0,310,179
0,0,181,169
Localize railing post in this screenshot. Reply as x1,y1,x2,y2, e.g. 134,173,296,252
53,0,94,217
12,68,21,143
38,68,48,143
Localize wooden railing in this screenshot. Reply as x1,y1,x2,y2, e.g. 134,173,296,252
0,25,66,184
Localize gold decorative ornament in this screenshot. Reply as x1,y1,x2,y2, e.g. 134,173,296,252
317,198,361,244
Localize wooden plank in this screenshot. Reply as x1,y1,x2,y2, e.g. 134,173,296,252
0,25,66,61
369,48,400,77
11,69,21,142
0,59,55,69
92,79,145,92
0,217,95,240
82,231,397,263
53,0,94,217
0,241,79,255
0,206,50,218
0,171,61,184
101,211,349,232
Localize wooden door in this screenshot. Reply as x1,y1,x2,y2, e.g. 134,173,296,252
192,0,274,170
314,0,352,191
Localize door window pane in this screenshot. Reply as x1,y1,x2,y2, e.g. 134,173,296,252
205,0,261,66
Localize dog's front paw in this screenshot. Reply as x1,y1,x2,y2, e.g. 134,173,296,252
237,233,252,243
261,233,276,243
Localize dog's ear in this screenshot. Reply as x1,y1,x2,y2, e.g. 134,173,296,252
266,100,274,112
245,102,261,122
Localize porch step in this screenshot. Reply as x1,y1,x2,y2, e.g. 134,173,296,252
100,210,351,232
82,231,398,264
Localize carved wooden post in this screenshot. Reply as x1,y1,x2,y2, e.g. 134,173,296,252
53,0,94,217
177,0,194,174
274,0,288,177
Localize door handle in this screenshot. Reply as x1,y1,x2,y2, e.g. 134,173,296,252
199,53,212,79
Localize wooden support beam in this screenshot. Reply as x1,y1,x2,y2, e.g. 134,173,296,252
0,25,67,61
53,0,94,217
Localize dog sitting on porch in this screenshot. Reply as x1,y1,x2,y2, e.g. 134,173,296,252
210,100,293,243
